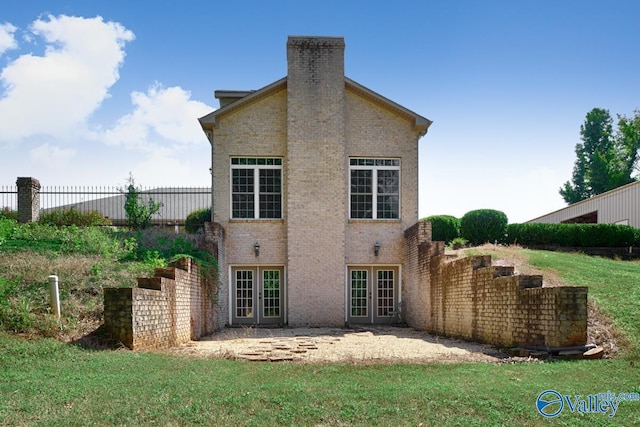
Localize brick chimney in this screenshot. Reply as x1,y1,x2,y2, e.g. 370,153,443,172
286,36,347,326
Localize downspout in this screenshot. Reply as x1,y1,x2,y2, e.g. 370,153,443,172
206,128,214,222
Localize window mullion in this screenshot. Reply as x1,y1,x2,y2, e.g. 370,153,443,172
254,167,260,219
372,167,378,219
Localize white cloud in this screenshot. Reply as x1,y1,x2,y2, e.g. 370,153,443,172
0,14,214,189
30,143,77,165
102,83,213,151
0,15,134,141
0,23,17,56
128,146,211,187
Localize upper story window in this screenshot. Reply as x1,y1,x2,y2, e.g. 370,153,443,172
350,158,400,219
231,158,282,219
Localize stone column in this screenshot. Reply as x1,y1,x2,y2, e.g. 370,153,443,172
16,177,41,223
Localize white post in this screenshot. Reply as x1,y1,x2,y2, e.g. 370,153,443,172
48,275,60,319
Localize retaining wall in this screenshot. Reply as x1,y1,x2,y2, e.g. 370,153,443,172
104,257,216,350
427,254,587,348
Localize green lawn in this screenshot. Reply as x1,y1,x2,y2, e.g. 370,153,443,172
2,223,640,426
1,334,639,426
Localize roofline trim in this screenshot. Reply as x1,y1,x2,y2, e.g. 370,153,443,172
345,77,432,135
199,77,287,129
526,179,640,223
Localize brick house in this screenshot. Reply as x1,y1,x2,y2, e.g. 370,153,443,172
199,36,432,327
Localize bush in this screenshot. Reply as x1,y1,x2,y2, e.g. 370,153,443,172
185,208,211,234
460,209,508,246
120,175,162,230
0,207,18,221
450,237,468,250
506,223,640,247
422,215,460,243
39,208,111,227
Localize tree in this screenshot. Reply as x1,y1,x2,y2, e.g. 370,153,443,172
120,174,162,230
616,110,640,177
560,108,639,204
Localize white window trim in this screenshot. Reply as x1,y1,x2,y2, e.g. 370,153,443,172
344,265,402,323
349,158,401,220
228,265,287,325
230,158,282,220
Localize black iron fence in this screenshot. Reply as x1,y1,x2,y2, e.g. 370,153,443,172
0,184,211,226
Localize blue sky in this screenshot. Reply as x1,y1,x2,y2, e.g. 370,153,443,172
1,1,639,223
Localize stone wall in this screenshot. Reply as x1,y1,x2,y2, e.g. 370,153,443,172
427,254,587,348
104,257,216,350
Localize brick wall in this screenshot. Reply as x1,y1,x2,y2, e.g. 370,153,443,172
403,221,445,329
103,257,216,350
286,36,347,326
426,254,587,348
205,222,227,329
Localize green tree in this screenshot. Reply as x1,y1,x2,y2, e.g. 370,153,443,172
560,108,639,204
616,110,640,178
120,174,162,230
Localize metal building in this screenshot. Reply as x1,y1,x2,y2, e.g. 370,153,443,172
526,180,640,228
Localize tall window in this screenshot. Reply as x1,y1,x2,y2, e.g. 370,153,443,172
349,158,400,219
231,158,282,219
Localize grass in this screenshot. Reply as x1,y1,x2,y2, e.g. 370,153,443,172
1,333,640,426
2,224,640,425
0,219,210,338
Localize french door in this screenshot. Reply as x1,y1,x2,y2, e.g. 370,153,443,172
232,267,284,325
348,266,398,324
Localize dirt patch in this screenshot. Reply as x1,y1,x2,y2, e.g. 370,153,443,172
168,326,506,363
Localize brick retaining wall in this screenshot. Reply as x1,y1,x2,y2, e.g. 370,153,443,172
427,254,587,348
104,257,216,350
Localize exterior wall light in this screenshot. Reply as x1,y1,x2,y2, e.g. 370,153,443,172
374,241,380,257
254,242,260,257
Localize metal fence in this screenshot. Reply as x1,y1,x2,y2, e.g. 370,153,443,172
0,185,211,226
0,186,17,212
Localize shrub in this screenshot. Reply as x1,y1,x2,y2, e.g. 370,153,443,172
120,175,162,230
0,207,18,221
506,223,640,247
185,208,211,234
39,208,111,227
450,237,468,250
422,215,460,243
460,209,508,246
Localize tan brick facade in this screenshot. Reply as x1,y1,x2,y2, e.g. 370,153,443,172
200,36,431,327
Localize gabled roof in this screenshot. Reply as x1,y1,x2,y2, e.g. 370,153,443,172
198,76,432,136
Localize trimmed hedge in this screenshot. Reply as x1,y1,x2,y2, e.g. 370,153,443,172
422,215,460,243
38,208,111,227
185,208,211,234
506,223,640,247
460,209,508,245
